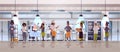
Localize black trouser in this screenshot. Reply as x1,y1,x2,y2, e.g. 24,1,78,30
10,33,14,41
52,36,55,41
42,36,44,41
79,32,83,39
22,32,27,41
32,37,35,41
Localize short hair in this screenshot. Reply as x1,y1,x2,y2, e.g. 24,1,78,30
80,22,83,25
40,23,45,28
105,22,109,26
67,21,69,24
22,23,26,26
51,22,55,25
41,23,44,26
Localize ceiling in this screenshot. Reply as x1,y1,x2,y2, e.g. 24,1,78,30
0,0,119,11
0,0,120,4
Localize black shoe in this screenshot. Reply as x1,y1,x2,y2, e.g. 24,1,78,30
37,40,39,41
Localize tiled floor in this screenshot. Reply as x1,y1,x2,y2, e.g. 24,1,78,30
0,41,120,52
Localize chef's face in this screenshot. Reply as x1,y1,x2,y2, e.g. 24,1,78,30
105,23,108,26
80,23,83,27
67,23,69,26
95,23,97,26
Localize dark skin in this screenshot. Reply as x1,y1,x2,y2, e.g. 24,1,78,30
66,22,71,40
10,20,15,42
40,23,45,41
10,20,14,30
104,22,109,41
80,23,83,28
67,23,69,26
79,23,83,32
40,23,44,29
78,22,84,41
105,22,109,30
105,23,108,27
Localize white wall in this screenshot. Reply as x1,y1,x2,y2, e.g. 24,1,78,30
0,21,8,41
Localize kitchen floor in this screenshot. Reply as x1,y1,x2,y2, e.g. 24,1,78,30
0,41,120,52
